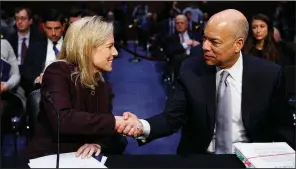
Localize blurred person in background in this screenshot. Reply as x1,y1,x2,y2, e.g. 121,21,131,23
182,2,203,24
1,39,26,145
106,10,121,50
6,7,42,69
21,8,65,140
184,11,199,32
243,14,282,64
273,26,295,66
1,10,16,37
163,15,201,77
132,3,149,50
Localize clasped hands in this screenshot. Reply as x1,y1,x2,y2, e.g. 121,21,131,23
115,112,143,138
75,112,142,159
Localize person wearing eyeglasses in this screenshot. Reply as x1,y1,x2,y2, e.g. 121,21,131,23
6,7,43,68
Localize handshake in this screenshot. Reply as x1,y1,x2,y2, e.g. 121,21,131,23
114,112,144,138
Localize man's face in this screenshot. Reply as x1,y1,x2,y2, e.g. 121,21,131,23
15,9,32,32
44,21,64,42
175,17,188,33
202,20,241,68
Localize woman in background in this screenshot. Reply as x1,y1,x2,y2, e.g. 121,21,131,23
243,14,282,64
25,16,127,159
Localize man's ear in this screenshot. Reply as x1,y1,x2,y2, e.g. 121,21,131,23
234,38,244,53
62,23,66,32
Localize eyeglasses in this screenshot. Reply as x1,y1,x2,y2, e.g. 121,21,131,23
175,22,186,25
15,16,29,21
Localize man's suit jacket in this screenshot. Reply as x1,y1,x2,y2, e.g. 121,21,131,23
187,20,199,32
144,54,295,154
6,27,43,65
164,31,202,58
25,61,127,159
157,18,174,40
21,38,49,94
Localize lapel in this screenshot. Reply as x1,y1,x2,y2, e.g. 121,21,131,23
33,38,48,70
200,63,217,131
188,31,192,39
241,55,253,129
42,40,49,65
11,33,18,58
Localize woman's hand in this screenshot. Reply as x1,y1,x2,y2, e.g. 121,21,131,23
76,143,101,159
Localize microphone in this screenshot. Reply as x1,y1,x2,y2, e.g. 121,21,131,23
44,91,60,169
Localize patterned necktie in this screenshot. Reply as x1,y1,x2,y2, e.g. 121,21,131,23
53,42,59,57
215,71,232,154
181,33,185,43
21,38,27,65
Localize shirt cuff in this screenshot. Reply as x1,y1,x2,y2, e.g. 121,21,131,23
136,119,151,140
182,42,189,49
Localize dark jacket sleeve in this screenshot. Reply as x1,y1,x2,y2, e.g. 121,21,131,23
21,41,45,94
270,68,295,149
142,63,188,144
163,35,186,58
100,133,127,154
40,62,116,137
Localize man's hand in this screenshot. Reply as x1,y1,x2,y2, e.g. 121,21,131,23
185,40,200,47
185,40,193,46
76,143,101,159
0,82,8,93
34,73,44,84
115,112,144,137
191,40,200,47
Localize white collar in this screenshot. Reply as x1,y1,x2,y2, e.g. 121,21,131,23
216,51,243,82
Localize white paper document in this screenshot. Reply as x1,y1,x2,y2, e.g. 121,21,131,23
233,142,295,168
28,152,107,168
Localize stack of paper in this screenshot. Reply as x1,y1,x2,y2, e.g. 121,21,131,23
28,152,107,168
233,142,295,168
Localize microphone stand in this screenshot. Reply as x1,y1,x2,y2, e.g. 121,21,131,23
56,107,60,169
44,92,60,169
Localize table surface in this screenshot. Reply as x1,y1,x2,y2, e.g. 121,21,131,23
2,154,246,168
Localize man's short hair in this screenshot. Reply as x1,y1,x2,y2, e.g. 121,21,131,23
69,8,95,18
15,7,32,19
43,8,65,24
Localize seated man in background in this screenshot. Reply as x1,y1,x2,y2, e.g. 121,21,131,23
163,14,201,77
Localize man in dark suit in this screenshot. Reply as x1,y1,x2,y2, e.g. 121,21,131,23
157,9,178,40
115,9,295,154
184,10,200,32
22,8,65,140
164,14,201,78
6,7,43,70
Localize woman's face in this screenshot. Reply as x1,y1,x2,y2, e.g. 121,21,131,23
92,33,118,72
252,19,268,41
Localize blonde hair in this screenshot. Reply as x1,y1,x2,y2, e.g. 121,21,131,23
58,16,113,90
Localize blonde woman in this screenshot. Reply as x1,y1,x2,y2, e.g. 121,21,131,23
25,16,127,159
